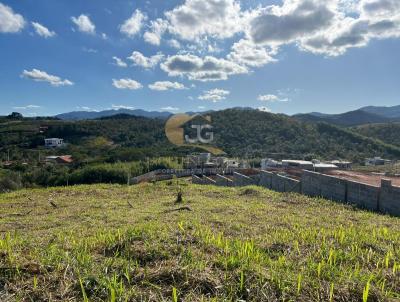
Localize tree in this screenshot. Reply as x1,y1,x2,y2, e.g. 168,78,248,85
7,112,23,119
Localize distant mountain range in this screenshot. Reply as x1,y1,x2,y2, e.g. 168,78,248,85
294,105,400,126
55,109,174,120
54,105,400,126
54,107,248,120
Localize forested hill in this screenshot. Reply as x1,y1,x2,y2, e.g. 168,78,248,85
1,109,400,163
209,109,400,161
353,123,400,148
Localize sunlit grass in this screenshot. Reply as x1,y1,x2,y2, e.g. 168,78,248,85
0,181,399,301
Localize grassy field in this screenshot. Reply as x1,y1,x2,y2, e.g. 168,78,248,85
0,180,399,301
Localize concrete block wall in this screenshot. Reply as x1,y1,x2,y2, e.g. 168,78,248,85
273,174,301,193
259,171,273,189
301,170,347,202
380,179,400,216
202,175,217,185
190,169,400,217
259,170,300,193
347,180,379,211
233,172,256,187
215,174,234,187
192,175,204,185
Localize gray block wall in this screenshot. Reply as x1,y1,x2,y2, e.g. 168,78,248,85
380,179,400,216
202,175,217,185
259,170,300,193
215,174,234,187
301,170,347,202
347,180,379,211
192,175,204,184
233,172,256,187
190,169,400,217
259,170,273,189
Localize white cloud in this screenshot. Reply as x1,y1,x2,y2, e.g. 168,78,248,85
165,0,244,41
112,56,128,67
111,104,135,110
244,0,400,57
31,22,55,38
127,51,164,69
112,78,142,90
0,3,25,33
168,39,181,49
198,88,230,102
21,69,74,87
76,106,97,111
249,1,337,46
299,0,400,56
71,14,95,34
101,33,108,40
13,104,41,110
258,94,290,102
161,54,247,81
258,106,272,112
258,94,279,102
143,18,168,45
161,106,180,111
228,39,277,67
82,47,97,53
120,9,147,38
148,81,187,91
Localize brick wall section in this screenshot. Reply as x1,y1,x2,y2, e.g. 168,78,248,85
233,172,256,187
215,174,234,187
347,180,379,211
380,179,400,216
301,170,347,202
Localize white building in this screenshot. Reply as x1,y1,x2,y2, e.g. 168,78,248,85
261,158,281,170
44,138,64,148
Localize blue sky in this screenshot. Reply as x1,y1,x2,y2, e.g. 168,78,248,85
0,0,400,116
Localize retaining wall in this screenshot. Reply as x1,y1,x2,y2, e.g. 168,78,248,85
380,180,400,216
215,174,234,187
259,170,300,193
347,180,379,211
202,175,217,185
233,172,256,187
192,175,204,185
301,170,347,202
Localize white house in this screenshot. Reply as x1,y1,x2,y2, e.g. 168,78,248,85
261,158,281,170
44,138,64,148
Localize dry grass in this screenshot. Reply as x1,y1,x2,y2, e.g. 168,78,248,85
0,180,399,301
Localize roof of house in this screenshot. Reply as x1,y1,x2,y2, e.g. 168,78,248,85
282,160,313,165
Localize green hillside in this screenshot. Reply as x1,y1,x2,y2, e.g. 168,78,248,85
353,123,400,148
2,109,400,165
210,109,400,161
0,182,399,301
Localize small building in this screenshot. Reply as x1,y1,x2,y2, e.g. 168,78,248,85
224,159,240,169
314,163,338,173
261,158,281,170
282,160,314,170
365,157,390,166
330,160,352,170
45,155,73,164
45,138,64,148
